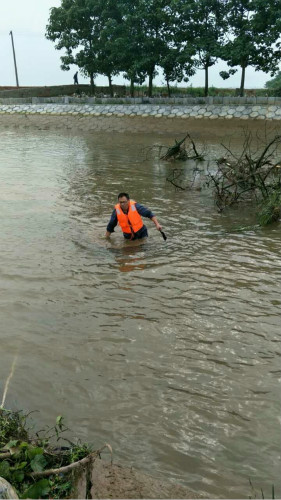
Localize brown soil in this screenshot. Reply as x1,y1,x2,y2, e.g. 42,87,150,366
72,459,205,499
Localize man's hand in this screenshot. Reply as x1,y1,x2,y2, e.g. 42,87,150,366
105,231,111,238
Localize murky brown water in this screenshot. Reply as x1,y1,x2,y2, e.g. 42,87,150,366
1,123,281,498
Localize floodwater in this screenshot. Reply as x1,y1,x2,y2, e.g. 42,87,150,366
0,123,280,498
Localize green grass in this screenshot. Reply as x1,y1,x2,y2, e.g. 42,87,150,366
257,189,281,226
0,409,93,499
127,85,280,97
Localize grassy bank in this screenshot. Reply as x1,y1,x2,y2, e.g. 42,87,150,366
0,407,98,499
131,85,281,98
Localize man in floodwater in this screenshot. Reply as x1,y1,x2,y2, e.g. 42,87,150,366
105,192,162,240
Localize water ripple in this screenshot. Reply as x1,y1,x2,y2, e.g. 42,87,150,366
0,128,280,499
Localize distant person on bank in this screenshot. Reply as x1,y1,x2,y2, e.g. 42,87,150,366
73,71,78,84
105,193,162,240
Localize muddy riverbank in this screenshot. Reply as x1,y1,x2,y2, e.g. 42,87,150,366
1,109,281,137
74,459,204,499
1,102,281,133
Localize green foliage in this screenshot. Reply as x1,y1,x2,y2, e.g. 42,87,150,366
49,477,72,498
176,0,227,95
257,189,281,226
129,84,279,97
0,460,10,479
219,0,281,95
0,410,28,447
30,454,47,473
219,69,237,80
21,479,50,499
45,0,281,95
265,71,281,90
0,408,93,499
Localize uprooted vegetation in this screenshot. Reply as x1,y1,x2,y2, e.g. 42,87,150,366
159,131,281,226
159,133,205,161
206,133,281,224
142,132,205,163
0,408,111,499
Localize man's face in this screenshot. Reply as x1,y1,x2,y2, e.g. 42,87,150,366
118,197,129,211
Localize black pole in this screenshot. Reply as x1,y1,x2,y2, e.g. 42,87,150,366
9,31,19,87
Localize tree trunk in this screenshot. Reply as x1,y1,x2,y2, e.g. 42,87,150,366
204,63,209,97
166,78,171,97
130,78,135,97
108,74,113,97
90,72,95,95
240,64,246,97
204,56,210,97
148,69,154,97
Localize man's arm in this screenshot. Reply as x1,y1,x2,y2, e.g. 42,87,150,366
151,215,162,231
105,209,118,237
136,203,162,231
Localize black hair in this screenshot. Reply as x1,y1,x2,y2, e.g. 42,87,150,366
118,192,130,200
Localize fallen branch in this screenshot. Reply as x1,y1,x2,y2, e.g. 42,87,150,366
160,134,188,160
166,178,186,190
166,168,188,190
187,133,204,160
255,135,281,170
31,443,113,478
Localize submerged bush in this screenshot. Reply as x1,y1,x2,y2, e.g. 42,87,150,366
257,189,281,226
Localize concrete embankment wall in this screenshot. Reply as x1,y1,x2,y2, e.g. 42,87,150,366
1,103,281,134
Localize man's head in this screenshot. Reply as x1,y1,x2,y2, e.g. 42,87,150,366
118,192,130,211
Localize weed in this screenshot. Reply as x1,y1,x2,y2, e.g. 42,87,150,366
0,408,93,499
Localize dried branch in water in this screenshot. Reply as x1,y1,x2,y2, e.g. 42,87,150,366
187,133,205,161
166,166,203,191
160,133,205,162
160,134,189,160
208,133,281,221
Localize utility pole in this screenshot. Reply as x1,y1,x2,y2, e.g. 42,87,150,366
9,31,19,87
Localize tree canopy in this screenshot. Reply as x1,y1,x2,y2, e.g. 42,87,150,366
46,0,281,96
219,0,281,96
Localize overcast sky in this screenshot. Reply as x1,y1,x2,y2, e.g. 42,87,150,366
0,0,277,89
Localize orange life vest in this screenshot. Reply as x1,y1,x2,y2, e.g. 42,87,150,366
115,200,143,235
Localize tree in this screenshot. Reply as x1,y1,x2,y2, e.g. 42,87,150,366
175,0,227,96
219,0,281,97
46,0,100,89
113,0,148,96
117,0,191,97
46,0,123,94
91,0,123,96
160,47,195,96
46,0,172,97
124,0,175,97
